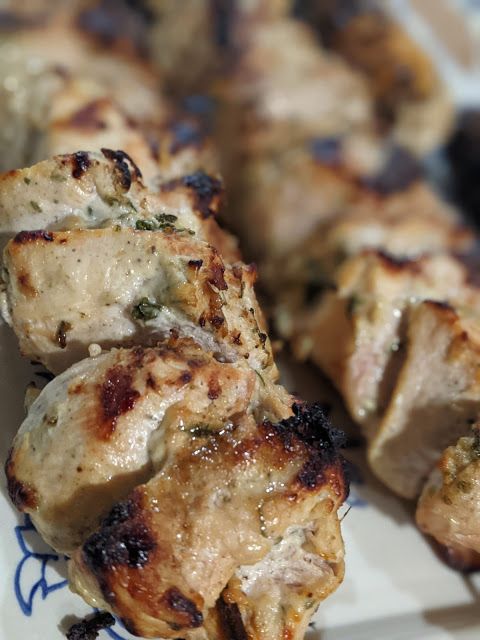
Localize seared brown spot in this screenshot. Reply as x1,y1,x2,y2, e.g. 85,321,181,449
233,333,242,345
71,151,91,179
69,382,85,395
266,403,347,492
217,594,248,640
146,373,157,390
162,587,203,629
13,230,53,244
18,272,36,296
162,171,223,218
101,148,142,189
180,371,192,384
210,315,225,328
5,450,37,511
208,375,222,400
208,261,228,290
99,366,140,438
69,101,107,130
83,492,156,573
188,259,203,270
55,320,72,349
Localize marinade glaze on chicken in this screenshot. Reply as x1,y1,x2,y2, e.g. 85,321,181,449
1,2,349,638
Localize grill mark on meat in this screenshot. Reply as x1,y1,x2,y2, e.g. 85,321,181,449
13,230,54,244
208,261,228,290
69,101,108,130
17,272,36,296
72,151,91,179
82,492,156,573
266,403,348,492
217,594,248,640
208,374,222,400
101,148,142,189
5,450,38,511
162,172,224,218
210,315,225,328
98,366,140,438
161,587,203,629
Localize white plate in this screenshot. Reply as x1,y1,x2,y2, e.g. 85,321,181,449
1,325,480,640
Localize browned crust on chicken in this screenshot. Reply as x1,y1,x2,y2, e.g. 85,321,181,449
71,402,347,638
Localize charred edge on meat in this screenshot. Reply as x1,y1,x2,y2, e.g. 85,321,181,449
266,403,348,491
69,101,108,130
82,492,156,574
162,587,204,629
101,148,142,189
13,230,54,244
162,171,223,218
72,151,91,179
208,260,228,290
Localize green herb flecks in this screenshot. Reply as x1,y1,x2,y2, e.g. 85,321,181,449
30,200,42,213
131,297,163,321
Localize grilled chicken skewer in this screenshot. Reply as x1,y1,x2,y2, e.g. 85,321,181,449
1,3,349,637
8,340,347,639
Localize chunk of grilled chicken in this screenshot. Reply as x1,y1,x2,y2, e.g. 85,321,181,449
7,340,347,639
292,0,453,154
369,301,480,499
2,226,270,374
416,430,480,570
46,82,161,184
0,151,238,260
0,3,167,171
218,17,373,163
280,251,479,438
233,139,469,264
